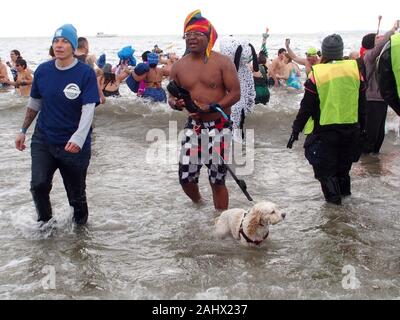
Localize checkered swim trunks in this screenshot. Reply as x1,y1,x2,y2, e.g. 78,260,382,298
179,116,232,186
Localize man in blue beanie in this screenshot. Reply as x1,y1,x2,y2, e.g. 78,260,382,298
53,24,78,51
15,24,100,226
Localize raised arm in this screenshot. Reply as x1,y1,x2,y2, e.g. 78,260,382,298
116,66,131,83
365,20,399,63
261,32,269,56
285,38,307,66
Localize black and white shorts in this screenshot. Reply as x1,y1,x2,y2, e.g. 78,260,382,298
179,117,232,186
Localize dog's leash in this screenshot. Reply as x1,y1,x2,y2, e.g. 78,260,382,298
217,153,253,202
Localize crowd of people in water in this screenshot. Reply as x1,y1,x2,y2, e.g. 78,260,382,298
2,13,400,226
0,30,310,103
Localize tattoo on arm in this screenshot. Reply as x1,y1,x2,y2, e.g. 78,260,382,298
22,108,38,129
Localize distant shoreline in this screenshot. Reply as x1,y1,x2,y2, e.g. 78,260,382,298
0,30,384,39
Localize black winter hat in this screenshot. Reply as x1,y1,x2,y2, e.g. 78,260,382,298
321,34,344,60
362,33,376,50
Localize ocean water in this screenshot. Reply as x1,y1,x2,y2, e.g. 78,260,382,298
0,33,399,300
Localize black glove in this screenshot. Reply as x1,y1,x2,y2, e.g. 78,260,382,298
287,131,299,149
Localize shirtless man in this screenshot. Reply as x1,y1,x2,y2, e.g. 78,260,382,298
160,52,179,77
268,48,287,87
285,38,321,75
75,37,105,103
0,58,10,87
168,10,240,211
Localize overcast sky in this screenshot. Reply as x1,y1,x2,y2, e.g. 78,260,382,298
0,0,398,37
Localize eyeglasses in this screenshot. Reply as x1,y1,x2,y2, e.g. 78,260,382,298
183,31,206,39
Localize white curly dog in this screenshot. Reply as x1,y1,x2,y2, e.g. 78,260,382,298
215,202,286,246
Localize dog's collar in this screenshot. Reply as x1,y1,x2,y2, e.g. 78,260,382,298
239,211,269,246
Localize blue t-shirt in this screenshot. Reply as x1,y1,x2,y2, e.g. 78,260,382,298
31,60,100,147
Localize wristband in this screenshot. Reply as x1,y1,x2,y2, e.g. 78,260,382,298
209,104,230,121
20,128,27,134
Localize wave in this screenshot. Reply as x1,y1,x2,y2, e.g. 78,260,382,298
2,83,399,136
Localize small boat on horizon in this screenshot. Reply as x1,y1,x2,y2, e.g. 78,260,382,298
96,32,118,38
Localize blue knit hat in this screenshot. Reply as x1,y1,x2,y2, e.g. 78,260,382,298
53,24,78,50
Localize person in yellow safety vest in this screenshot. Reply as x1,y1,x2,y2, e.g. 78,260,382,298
378,32,400,115
287,34,367,205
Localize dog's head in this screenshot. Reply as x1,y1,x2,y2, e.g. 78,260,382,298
248,202,286,229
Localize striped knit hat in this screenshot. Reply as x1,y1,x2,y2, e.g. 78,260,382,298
184,10,218,61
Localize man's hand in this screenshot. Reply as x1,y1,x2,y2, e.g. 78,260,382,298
287,131,299,149
285,38,290,48
65,142,81,154
187,100,208,121
168,96,185,111
15,133,26,151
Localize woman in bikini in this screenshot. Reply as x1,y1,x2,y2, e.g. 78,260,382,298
134,53,168,103
98,63,130,98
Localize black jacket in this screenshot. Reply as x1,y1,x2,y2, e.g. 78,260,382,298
378,41,400,115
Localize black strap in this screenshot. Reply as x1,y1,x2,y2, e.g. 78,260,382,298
249,43,259,72
234,45,243,71
239,212,269,246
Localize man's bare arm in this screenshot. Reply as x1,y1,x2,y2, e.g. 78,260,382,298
217,57,240,110
269,59,280,83
167,63,184,110
285,39,307,66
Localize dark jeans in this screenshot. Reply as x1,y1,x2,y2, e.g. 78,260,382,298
30,128,91,225
363,101,388,154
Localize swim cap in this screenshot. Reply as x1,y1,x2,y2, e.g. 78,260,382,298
321,34,344,60
118,46,136,66
97,53,106,69
134,63,150,76
53,24,78,50
306,47,318,56
147,53,159,66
